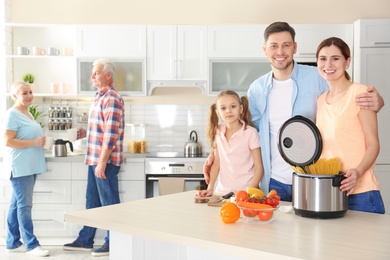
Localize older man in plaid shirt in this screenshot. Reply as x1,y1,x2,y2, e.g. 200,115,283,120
64,58,125,257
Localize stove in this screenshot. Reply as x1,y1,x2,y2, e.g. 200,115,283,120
146,152,209,158
145,152,208,198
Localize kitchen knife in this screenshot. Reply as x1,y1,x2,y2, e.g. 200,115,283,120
211,191,234,203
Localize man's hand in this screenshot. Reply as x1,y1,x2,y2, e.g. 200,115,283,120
95,163,107,179
203,152,215,184
77,127,86,139
355,86,384,112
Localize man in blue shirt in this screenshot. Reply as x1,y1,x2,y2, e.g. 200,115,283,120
204,22,384,201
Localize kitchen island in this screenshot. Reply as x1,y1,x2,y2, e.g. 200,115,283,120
64,191,390,260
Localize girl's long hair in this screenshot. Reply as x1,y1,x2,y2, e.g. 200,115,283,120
207,90,254,148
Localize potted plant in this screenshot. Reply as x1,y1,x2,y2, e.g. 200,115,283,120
23,73,35,84
29,105,46,128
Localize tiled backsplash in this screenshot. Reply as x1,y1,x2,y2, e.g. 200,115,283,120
37,100,212,154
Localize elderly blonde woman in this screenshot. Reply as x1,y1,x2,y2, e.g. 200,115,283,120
2,81,49,257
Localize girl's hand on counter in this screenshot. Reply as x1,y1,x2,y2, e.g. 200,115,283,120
36,136,45,147
196,189,213,197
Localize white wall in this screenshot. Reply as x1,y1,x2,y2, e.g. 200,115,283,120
10,0,390,24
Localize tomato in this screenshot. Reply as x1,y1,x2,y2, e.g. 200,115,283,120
243,209,258,217
219,202,240,224
235,190,248,203
258,211,273,221
267,189,277,198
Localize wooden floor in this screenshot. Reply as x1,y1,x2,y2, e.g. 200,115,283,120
0,246,109,259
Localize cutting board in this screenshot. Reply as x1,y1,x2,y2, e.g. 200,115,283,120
207,196,229,207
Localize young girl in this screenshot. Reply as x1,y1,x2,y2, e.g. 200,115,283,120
197,90,263,196
316,37,385,214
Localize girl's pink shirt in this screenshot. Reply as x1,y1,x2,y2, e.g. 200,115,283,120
214,121,260,195
316,83,380,194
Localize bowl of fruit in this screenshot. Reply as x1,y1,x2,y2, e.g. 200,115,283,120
235,188,281,224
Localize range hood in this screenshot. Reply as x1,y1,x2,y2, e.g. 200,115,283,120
147,80,207,96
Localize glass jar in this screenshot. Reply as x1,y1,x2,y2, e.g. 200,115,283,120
66,119,72,129
126,123,147,153
48,119,54,130
80,112,88,122
65,107,72,118
48,106,55,118
53,119,59,130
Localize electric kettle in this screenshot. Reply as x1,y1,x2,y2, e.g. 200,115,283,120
52,139,74,157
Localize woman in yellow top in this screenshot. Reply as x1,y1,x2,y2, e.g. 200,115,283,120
315,37,385,214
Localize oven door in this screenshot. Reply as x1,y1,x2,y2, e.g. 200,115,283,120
145,174,207,198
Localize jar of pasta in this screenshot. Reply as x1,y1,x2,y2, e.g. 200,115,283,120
125,123,147,153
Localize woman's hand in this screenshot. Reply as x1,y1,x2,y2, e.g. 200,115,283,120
340,168,361,195
36,136,45,147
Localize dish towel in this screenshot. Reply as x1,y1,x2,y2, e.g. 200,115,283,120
158,177,185,196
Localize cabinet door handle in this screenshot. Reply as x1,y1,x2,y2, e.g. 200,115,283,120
374,42,390,45
298,52,316,56
34,191,53,194
33,219,54,222
178,60,183,79
147,177,204,181
173,59,177,79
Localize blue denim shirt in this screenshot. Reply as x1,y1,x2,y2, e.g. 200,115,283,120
247,61,328,193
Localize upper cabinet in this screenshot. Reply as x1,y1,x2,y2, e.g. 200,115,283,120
292,24,353,61
207,25,265,58
146,25,207,94
75,25,146,57
4,24,76,96
354,19,390,48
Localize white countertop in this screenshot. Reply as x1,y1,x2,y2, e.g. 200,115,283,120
64,191,390,259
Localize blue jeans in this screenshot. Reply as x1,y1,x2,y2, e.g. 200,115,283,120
269,178,292,202
348,190,385,214
7,174,40,251
75,164,120,248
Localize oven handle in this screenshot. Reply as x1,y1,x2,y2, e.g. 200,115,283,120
147,177,204,181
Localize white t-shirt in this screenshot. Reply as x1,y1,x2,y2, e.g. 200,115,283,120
268,78,293,184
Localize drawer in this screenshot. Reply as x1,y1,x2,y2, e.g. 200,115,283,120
72,180,145,204
0,180,72,204
34,180,72,204
0,204,76,238
72,162,145,181
71,162,88,180
40,162,72,180
0,180,12,203
120,163,145,181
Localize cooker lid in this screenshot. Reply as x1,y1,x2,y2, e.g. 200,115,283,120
277,115,322,167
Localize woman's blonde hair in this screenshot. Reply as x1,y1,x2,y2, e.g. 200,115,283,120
11,81,30,101
207,90,254,148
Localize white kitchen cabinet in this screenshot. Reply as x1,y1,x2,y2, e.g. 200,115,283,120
207,25,265,58
375,164,390,215
354,19,390,48
0,161,74,242
75,25,146,58
147,25,207,94
4,24,76,96
71,161,145,202
354,19,390,164
292,23,353,61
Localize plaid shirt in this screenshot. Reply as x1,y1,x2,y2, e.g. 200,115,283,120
85,86,125,166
